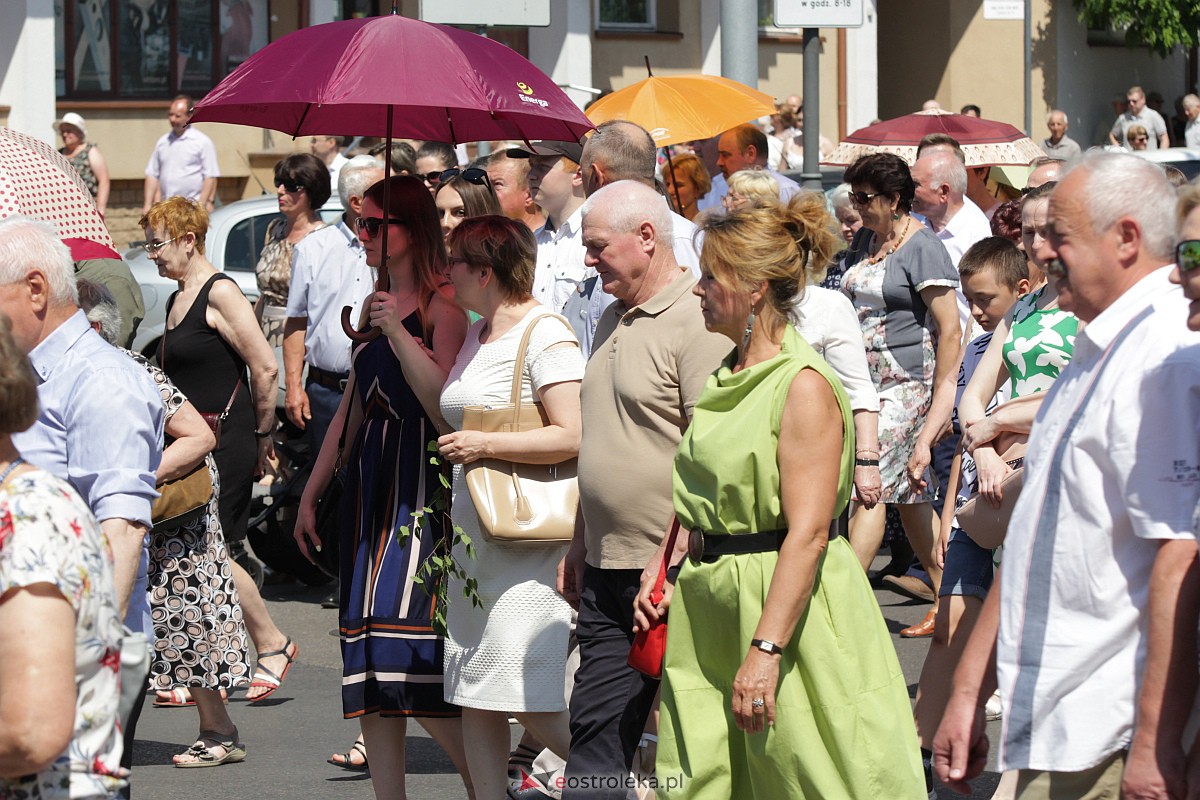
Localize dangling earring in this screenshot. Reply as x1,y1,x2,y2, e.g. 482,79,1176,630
741,309,756,354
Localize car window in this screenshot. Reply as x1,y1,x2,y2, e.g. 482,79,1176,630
224,212,283,272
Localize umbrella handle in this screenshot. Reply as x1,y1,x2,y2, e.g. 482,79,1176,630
340,268,391,343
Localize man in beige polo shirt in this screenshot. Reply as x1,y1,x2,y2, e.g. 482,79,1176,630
557,181,728,799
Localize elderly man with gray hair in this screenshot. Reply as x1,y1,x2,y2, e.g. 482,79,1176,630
0,214,164,792
557,180,728,800
283,154,384,450
934,151,1200,799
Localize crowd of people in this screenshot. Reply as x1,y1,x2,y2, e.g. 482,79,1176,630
3,93,1200,800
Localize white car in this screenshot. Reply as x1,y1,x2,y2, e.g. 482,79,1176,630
1127,147,1200,182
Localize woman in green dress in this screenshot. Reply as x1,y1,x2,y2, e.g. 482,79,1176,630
637,195,925,799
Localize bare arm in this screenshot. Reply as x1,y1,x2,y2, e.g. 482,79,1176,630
0,586,75,777
1122,539,1199,799
909,323,972,492
199,177,218,211
1159,130,1171,150
372,292,467,432
100,518,148,618
157,400,216,482
206,279,278,469
852,409,882,508
89,146,110,217
915,286,964,449
282,317,310,429
438,374,582,466
142,176,159,215
732,368,844,734
557,507,588,609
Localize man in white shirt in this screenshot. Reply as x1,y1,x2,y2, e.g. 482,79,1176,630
911,150,993,329
1182,94,1200,149
311,135,350,196
1109,85,1170,150
283,155,383,451
1040,110,1082,163
715,123,801,202
143,95,220,213
934,151,1200,800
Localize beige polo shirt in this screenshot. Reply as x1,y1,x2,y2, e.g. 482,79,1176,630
578,269,730,569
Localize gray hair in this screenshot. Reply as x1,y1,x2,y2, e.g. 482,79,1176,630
1184,94,1200,111
581,121,657,185
1046,109,1068,124
830,182,853,211
0,215,79,306
1073,150,1176,261
922,151,968,196
581,179,674,245
338,155,385,209
76,278,121,346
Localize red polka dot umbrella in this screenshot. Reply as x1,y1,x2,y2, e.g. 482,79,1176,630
0,126,119,260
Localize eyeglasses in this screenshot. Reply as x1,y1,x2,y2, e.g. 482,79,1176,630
355,216,406,239
142,236,178,255
1176,240,1200,272
1132,136,1149,142
437,167,492,189
276,180,305,193
849,191,883,206
1044,257,1069,279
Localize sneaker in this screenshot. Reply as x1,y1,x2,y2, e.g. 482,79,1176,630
985,689,1003,721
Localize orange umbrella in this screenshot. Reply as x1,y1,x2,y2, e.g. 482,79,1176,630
586,70,776,147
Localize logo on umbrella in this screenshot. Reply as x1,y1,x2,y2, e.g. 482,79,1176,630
517,81,549,108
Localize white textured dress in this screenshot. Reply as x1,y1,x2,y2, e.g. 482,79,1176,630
439,307,585,711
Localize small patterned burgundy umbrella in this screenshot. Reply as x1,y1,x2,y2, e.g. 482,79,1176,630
823,110,1045,168
0,126,120,260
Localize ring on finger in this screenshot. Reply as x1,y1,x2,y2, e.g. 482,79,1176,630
751,697,765,712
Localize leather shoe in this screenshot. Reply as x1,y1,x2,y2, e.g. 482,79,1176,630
900,609,937,638
881,573,935,603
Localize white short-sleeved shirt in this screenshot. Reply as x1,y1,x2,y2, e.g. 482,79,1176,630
791,286,880,412
1111,108,1168,149
933,199,994,331
144,126,220,201
285,218,373,374
997,267,1200,772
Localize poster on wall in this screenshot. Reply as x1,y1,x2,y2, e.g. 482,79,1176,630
118,0,170,96
220,0,268,79
72,0,113,92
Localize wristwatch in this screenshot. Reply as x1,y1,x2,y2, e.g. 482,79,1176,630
750,638,784,656
855,457,880,467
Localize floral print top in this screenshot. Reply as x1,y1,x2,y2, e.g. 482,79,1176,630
0,468,125,800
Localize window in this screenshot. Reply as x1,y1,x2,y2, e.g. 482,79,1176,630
56,0,269,100
597,0,655,29
223,211,282,272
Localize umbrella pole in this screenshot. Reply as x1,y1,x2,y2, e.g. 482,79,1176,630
341,105,393,342
665,149,682,214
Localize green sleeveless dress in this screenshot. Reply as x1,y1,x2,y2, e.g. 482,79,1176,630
657,326,924,799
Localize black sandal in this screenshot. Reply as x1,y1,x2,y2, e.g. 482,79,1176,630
327,739,369,771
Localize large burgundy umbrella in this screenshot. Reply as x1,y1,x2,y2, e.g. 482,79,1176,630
823,109,1044,167
192,10,594,339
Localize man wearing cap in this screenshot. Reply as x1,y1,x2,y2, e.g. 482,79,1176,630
143,94,220,213
508,140,589,315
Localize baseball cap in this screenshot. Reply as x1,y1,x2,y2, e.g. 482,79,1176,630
506,140,584,163
53,112,88,139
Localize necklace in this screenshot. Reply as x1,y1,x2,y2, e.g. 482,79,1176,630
866,216,912,265
0,457,26,486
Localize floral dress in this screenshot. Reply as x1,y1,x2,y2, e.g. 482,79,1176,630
841,226,959,504
0,468,125,800
126,350,251,694
255,217,327,348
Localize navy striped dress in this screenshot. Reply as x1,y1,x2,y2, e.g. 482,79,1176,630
338,314,459,718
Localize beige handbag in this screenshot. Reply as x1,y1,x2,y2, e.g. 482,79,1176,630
955,434,1027,549
463,313,578,543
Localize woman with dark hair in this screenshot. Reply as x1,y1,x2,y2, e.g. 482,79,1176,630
0,315,126,798
642,197,924,798
255,152,331,347
839,153,962,638
434,169,502,241
438,215,584,798
294,175,472,800
989,198,1022,243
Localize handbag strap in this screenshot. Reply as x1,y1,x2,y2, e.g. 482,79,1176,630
653,518,683,595
506,312,574,428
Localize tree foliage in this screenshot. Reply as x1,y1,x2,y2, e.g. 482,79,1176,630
1073,0,1200,57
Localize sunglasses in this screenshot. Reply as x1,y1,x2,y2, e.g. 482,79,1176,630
1044,257,1069,279
1177,240,1200,272
437,167,492,189
850,191,883,206
142,236,179,255
1132,136,1149,142
276,179,305,193
355,216,406,239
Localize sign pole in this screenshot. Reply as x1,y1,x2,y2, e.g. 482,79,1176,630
801,27,821,192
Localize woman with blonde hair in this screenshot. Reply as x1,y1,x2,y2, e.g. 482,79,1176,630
662,153,712,220
637,195,924,797
722,169,781,213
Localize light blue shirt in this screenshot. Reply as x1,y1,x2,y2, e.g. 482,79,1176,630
13,311,164,632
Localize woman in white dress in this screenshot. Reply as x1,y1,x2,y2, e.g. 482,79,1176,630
437,215,584,799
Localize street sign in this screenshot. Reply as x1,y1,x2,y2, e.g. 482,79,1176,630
419,0,550,27
773,0,864,28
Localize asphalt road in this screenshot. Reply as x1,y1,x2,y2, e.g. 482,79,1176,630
130,556,1004,800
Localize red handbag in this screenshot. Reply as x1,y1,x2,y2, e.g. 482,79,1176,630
627,518,682,679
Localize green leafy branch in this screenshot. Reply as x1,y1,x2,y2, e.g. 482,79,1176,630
1073,0,1200,57
408,439,482,636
